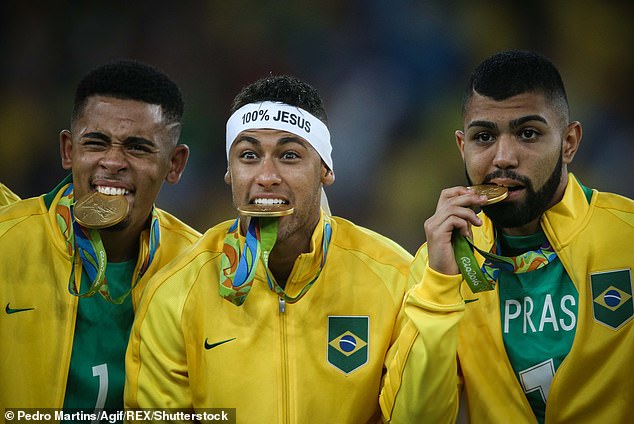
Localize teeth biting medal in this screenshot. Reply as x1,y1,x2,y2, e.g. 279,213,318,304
74,191,129,229
238,203,294,217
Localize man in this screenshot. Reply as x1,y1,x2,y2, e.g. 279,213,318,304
381,50,634,423
0,60,200,414
0,182,20,206
125,75,414,423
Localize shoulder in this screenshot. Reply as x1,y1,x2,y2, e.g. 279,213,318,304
592,190,634,218
155,208,202,243
194,219,236,254
545,175,634,245
0,183,20,206
0,196,45,218
589,190,634,238
135,220,234,310
0,196,48,236
146,219,234,285
330,216,413,269
571,174,634,223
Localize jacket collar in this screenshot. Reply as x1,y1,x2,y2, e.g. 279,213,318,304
43,174,72,210
476,173,592,251
246,211,330,294
541,173,593,250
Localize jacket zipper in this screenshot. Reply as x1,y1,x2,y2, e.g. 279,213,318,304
279,297,289,423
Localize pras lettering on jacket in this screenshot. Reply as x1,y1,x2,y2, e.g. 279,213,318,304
503,294,576,334
240,109,311,133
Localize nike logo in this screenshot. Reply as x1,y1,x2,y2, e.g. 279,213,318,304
204,337,236,350
5,303,35,314
464,298,479,304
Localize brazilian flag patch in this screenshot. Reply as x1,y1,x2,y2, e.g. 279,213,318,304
591,269,633,330
328,316,369,374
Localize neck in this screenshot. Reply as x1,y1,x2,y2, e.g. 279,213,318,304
99,225,143,263
500,218,541,237
268,250,299,288
268,217,319,288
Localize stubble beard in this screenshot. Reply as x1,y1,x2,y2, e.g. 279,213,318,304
466,153,563,229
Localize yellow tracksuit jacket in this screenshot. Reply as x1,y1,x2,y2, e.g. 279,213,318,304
0,189,200,409
0,182,20,206
125,214,416,423
381,174,634,423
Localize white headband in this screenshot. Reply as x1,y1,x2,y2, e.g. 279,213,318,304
226,101,333,170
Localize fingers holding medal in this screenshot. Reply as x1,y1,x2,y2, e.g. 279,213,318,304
424,185,506,276
467,184,508,205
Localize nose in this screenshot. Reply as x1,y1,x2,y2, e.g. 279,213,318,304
492,134,519,169
99,145,128,174
254,158,282,188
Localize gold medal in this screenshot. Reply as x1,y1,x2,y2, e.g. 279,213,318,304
468,184,509,205
238,203,294,217
74,191,129,229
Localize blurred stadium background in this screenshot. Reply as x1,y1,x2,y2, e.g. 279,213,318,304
1,1,632,254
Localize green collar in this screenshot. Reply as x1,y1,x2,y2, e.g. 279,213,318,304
43,174,73,209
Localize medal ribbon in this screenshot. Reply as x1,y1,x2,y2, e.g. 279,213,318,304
219,218,261,305
453,231,557,293
56,184,160,304
220,215,332,306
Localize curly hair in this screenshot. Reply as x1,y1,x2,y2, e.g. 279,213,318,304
72,59,184,125
230,75,327,124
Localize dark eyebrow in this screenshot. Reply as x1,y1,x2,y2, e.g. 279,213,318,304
122,136,155,147
82,132,111,142
81,132,154,146
278,136,308,147
467,120,497,130
234,134,307,147
467,115,549,131
234,135,260,146
509,115,548,129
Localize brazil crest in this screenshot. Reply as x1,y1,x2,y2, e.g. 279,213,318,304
328,316,369,374
591,269,633,330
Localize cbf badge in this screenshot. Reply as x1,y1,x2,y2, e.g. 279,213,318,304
591,269,633,330
328,316,369,374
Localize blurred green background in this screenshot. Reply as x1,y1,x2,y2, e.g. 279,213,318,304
1,1,632,254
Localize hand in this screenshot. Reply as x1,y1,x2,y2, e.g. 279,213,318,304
424,187,489,275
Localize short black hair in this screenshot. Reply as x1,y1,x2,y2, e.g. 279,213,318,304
72,59,184,125
230,75,328,124
462,50,569,123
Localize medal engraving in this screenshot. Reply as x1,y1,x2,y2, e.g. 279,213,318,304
238,203,294,217
74,192,129,229
468,184,509,205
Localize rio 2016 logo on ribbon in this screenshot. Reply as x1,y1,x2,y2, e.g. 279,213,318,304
328,316,369,374
591,269,633,330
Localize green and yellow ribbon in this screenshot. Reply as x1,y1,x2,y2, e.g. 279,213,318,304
56,183,160,304
220,215,331,306
453,231,557,294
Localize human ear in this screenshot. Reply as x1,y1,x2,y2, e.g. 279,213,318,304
224,167,231,185
562,121,582,165
321,164,335,186
60,130,73,170
166,144,190,184
455,130,466,161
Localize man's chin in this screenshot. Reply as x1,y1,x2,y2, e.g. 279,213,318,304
99,216,131,233
483,201,536,229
